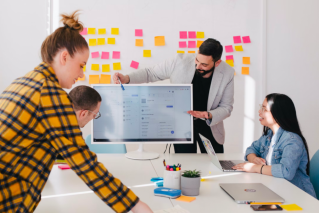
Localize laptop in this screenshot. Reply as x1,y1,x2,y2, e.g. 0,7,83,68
199,134,244,172
220,183,285,204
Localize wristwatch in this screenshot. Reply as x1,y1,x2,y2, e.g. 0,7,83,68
205,112,212,120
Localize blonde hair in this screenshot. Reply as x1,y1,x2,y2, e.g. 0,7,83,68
41,10,88,64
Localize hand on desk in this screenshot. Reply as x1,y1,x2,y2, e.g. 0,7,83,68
187,111,210,119
113,72,130,84
232,163,259,173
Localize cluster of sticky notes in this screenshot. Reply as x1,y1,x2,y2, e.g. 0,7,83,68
178,41,198,48
155,36,165,46
89,74,111,84
180,31,204,39
178,31,205,53
88,38,106,46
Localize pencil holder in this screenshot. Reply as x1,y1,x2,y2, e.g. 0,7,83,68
163,170,181,190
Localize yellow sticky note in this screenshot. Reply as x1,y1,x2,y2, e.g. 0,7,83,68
113,62,121,70
107,38,115,44
188,51,196,53
243,57,250,64
226,59,234,67
83,65,86,72
155,36,165,46
177,50,185,54
135,39,143,47
143,50,151,57
200,179,206,182
98,28,106,34
97,38,105,45
100,74,111,84
88,28,96,34
176,196,196,203
77,74,85,81
111,28,119,35
89,75,99,84
235,45,244,51
242,67,249,75
89,39,96,46
234,72,236,76
102,64,110,72
197,40,204,48
197,32,205,38
280,204,303,211
91,64,99,71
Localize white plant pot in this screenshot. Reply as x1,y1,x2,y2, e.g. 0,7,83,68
181,176,201,196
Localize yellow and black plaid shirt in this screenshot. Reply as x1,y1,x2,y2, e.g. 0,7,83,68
0,63,139,213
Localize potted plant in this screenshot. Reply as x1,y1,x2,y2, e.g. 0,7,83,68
181,170,201,196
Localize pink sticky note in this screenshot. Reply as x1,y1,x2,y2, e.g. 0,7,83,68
188,41,196,48
80,28,87,35
130,60,139,69
91,51,100,58
233,36,242,43
112,51,120,59
179,41,187,48
135,29,143,36
226,55,234,61
242,36,251,43
180,31,187,39
58,165,70,170
101,52,109,59
188,31,196,39
225,45,234,53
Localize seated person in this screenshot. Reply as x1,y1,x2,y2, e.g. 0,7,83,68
232,93,316,198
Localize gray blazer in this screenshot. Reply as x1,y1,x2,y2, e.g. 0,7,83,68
129,54,234,145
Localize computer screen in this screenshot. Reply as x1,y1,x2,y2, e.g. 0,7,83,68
91,84,193,144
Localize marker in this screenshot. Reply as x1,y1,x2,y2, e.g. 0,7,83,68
163,159,166,167
170,168,173,171
117,76,125,91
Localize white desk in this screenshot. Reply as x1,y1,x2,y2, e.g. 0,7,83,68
36,154,318,213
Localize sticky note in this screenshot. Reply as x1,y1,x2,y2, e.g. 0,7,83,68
180,31,187,39
242,67,249,75
80,28,87,35
91,51,100,58
143,50,151,57
102,64,110,72
111,28,119,35
112,51,120,59
225,45,233,53
91,64,99,71
101,52,109,59
98,28,106,34
188,41,196,48
242,36,251,43
197,40,204,48
88,28,96,34
113,62,121,70
107,38,116,44
188,51,196,53
100,74,111,84
235,45,244,51
243,57,250,64
89,75,100,84
196,32,204,38
233,36,241,43
155,36,165,46
130,61,139,69
177,50,185,53
89,39,96,46
58,165,70,170
179,41,187,48
135,39,143,47
97,38,105,45
135,29,143,36
226,55,234,61
201,179,206,182
188,31,196,39
77,74,85,81
280,204,303,211
176,196,196,203
226,60,234,67
83,65,86,72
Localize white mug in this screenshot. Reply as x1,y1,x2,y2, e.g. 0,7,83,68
163,170,181,190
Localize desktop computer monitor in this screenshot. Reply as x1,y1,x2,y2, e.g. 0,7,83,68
91,84,193,160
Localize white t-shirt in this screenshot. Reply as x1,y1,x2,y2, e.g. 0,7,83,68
266,130,280,165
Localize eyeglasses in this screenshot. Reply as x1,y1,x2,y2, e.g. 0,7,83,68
259,104,267,113
88,110,101,119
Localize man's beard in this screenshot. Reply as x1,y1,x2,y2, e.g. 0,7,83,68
195,63,215,77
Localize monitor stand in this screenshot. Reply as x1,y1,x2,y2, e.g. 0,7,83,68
125,143,159,160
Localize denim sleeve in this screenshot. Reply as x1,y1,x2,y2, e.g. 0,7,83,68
244,135,264,161
271,138,303,180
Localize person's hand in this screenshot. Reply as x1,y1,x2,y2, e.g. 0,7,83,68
131,200,153,213
232,163,259,173
187,111,209,119
112,72,130,84
251,156,266,165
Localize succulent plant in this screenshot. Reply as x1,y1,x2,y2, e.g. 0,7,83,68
182,169,201,178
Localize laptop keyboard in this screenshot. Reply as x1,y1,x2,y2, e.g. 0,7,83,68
219,161,236,170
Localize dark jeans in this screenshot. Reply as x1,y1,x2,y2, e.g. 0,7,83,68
174,119,224,154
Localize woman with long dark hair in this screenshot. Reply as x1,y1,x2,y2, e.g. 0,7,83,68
232,93,316,198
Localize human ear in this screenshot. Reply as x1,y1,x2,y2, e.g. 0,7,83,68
215,59,222,67
60,50,68,65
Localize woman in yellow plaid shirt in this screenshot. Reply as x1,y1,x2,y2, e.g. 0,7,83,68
0,11,152,213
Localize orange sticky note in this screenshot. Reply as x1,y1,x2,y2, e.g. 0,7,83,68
155,36,165,46
177,50,185,53
100,74,111,84
135,39,143,47
176,196,196,203
243,57,250,64
89,75,99,84
143,50,151,57
280,204,303,211
242,67,249,75
108,38,116,44
226,60,234,67
102,64,110,72
77,74,85,81
188,51,196,53
197,40,204,48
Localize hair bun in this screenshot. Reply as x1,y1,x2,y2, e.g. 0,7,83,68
61,10,83,32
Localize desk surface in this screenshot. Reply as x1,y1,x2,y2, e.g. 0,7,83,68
36,154,318,213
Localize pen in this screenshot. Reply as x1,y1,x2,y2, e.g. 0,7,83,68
163,159,166,167
117,76,125,90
